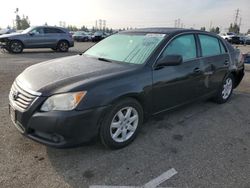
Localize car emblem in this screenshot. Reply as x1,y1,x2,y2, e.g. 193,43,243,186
12,90,19,100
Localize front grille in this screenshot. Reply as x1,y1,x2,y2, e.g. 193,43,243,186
9,80,41,111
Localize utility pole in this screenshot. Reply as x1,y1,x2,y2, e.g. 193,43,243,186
174,20,177,28
95,20,98,30
177,18,180,28
99,19,102,31
234,8,240,25
103,20,106,31
209,21,212,30
239,17,242,29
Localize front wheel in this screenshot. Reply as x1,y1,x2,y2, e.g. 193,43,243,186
9,40,23,53
214,74,234,104
100,98,143,149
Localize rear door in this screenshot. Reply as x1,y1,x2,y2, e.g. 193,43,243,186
197,34,230,94
152,34,204,113
43,28,63,47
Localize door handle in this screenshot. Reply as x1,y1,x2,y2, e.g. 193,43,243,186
224,60,229,66
193,67,201,74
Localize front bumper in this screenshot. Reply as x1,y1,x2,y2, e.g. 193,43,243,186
10,104,109,148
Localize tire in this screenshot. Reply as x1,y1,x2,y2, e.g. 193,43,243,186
213,74,234,104
100,98,143,149
9,40,23,53
57,40,69,52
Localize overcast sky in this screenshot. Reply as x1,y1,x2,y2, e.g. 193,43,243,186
1,0,249,32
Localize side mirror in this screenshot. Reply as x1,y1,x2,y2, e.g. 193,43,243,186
156,55,183,67
29,32,34,36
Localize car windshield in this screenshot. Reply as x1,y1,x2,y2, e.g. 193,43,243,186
84,33,165,64
21,27,35,34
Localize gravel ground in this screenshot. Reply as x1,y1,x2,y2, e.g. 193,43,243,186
0,43,250,188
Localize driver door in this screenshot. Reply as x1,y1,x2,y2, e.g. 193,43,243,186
24,27,46,48
152,34,203,113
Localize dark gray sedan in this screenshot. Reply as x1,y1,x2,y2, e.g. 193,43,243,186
0,26,74,53
9,28,244,149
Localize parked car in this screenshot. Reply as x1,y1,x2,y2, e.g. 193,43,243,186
245,36,250,45
243,53,250,64
231,36,242,44
220,32,236,42
91,31,107,42
0,26,74,53
0,28,16,35
72,31,91,42
9,28,244,149
230,35,249,45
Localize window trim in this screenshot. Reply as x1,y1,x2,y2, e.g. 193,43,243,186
153,32,199,68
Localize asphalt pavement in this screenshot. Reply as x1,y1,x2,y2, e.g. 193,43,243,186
0,43,250,188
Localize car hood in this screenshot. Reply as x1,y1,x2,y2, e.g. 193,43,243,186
16,55,136,95
0,32,24,39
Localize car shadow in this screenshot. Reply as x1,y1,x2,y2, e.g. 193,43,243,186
45,98,220,187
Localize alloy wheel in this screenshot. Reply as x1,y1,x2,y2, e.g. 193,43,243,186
110,106,139,143
222,77,233,100
10,42,23,53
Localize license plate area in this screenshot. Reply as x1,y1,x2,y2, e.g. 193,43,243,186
9,105,25,133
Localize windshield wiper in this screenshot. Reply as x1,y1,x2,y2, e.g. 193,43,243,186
98,57,112,62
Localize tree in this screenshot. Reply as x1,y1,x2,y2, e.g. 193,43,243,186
67,25,78,31
209,27,220,34
228,23,240,34
200,27,206,31
80,25,89,32
20,15,30,29
15,10,30,30
15,15,21,30
91,26,96,32
247,29,250,34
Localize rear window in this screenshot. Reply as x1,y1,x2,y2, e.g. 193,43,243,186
199,34,221,57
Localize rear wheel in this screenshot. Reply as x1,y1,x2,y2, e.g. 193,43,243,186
9,40,23,53
100,98,143,149
57,41,69,52
214,74,234,104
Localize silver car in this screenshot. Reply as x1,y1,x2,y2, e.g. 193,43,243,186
0,26,74,53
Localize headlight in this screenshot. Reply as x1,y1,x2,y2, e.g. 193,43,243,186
41,91,87,112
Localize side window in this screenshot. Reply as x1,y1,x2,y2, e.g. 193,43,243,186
44,28,56,34
199,35,221,56
55,29,65,33
219,40,227,53
44,28,64,34
30,28,44,35
161,34,197,61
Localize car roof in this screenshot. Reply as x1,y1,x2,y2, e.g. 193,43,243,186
32,25,68,31
120,27,206,35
